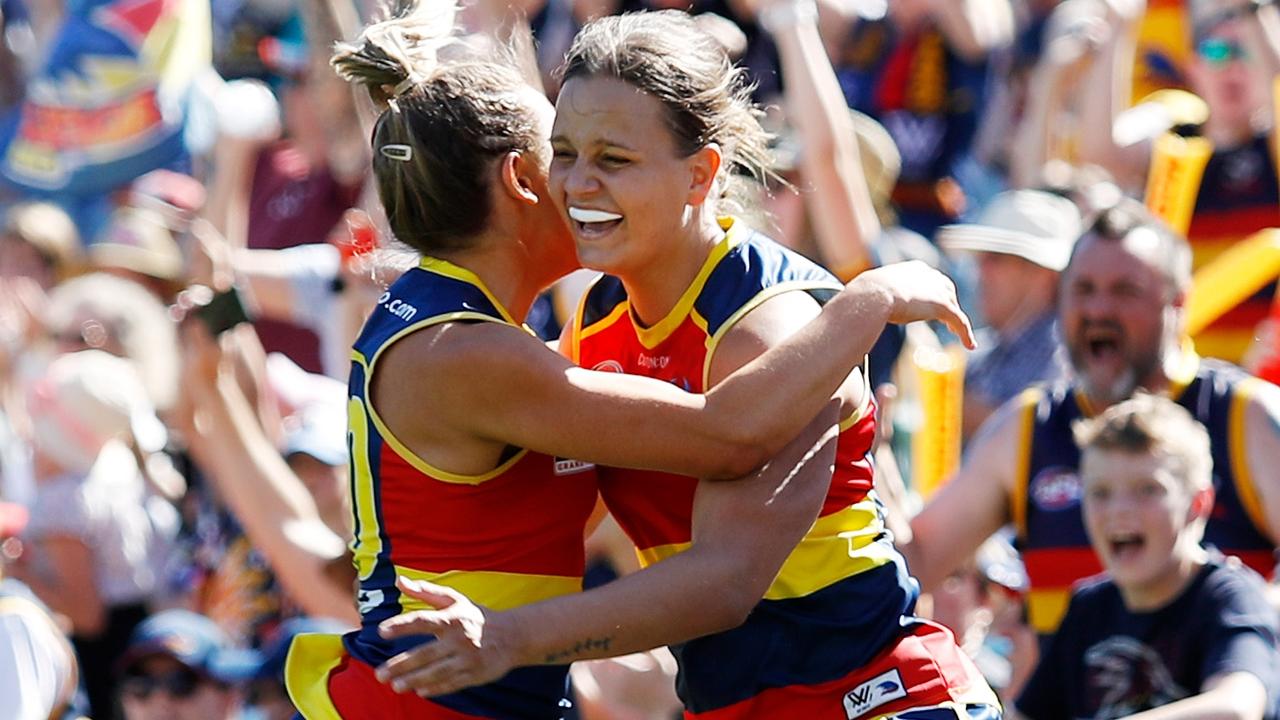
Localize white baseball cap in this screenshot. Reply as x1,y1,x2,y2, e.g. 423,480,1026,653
25,350,166,474
937,190,1083,272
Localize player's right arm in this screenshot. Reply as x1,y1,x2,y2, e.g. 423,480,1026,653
374,261,972,481
901,391,1026,591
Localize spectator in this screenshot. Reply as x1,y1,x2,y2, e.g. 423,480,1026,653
1077,0,1280,363
282,399,351,540
0,202,82,291
190,209,405,380
204,0,368,375
178,320,356,627
1016,394,1280,720
1006,0,1110,189
928,534,1035,700
0,500,81,720
756,0,905,279
89,208,188,303
0,0,211,241
938,189,1079,438
128,169,208,237
902,199,1280,644
45,273,181,417
825,0,1015,237
13,350,178,719
116,609,259,720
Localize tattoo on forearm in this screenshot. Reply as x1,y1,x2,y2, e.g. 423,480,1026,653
543,636,613,663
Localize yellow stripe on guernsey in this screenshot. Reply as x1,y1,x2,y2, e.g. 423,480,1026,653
839,390,873,432
698,279,847,390
632,219,745,349
1230,378,1271,540
352,257,536,486
418,256,519,324
394,566,582,612
637,495,896,600
1011,387,1042,538
694,227,868,438
1027,589,1072,635
347,395,382,581
577,301,629,347
285,633,346,720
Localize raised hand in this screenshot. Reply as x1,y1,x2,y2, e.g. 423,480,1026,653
851,260,976,349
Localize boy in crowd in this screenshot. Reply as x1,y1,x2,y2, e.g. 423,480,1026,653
1015,394,1280,720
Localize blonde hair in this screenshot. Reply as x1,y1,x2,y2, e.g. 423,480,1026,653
1073,393,1212,493
332,1,546,253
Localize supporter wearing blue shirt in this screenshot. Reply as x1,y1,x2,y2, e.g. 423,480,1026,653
1016,395,1280,720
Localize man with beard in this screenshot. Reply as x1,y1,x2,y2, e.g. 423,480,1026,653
901,199,1280,644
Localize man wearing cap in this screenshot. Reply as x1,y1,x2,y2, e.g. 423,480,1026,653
939,189,1081,438
901,199,1280,646
117,609,259,720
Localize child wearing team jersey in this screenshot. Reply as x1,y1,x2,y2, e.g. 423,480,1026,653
1015,394,1280,720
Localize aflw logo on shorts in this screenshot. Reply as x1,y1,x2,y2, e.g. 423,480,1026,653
843,668,907,718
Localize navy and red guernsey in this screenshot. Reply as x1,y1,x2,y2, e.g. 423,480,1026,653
287,257,597,720
1013,356,1275,639
569,218,999,719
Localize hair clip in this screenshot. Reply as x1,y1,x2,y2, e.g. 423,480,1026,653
380,144,413,162
392,76,417,97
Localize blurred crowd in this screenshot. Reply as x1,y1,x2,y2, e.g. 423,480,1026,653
0,0,1278,719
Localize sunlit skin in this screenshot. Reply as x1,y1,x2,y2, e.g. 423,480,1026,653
119,656,236,720
506,86,583,291
423,84,580,313
549,75,724,325
1059,230,1183,409
1080,447,1212,611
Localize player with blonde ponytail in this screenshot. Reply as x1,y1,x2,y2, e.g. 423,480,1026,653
285,4,975,718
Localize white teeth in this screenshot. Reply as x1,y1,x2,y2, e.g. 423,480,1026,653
568,207,623,223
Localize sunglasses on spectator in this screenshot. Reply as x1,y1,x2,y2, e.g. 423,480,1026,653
1197,37,1248,65
121,669,204,700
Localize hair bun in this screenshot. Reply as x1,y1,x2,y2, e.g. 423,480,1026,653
331,0,460,106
